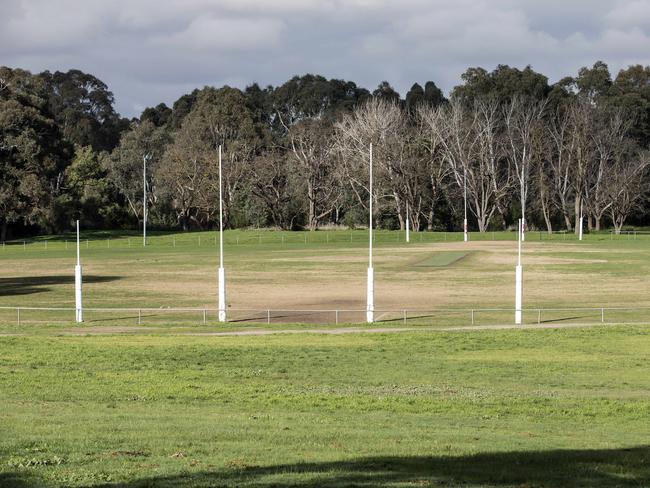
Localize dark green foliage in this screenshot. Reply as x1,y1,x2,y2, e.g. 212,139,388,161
140,103,172,128
0,67,71,238
2,62,650,238
272,74,370,128
169,89,199,129
452,64,550,103
372,80,401,104
39,69,127,152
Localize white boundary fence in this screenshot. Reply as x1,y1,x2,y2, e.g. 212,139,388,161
1,306,650,327
2,229,649,253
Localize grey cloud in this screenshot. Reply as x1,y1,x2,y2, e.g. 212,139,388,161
2,0,650,117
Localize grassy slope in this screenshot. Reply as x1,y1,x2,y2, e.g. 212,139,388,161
1,325,650,486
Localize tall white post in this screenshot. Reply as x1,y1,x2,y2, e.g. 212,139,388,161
75,220,83,323
515,218,523,325
463,168,468,242
367,143,374,324
143,154,148,247
218,145,227,323
405,206,410,243
579,214,584,241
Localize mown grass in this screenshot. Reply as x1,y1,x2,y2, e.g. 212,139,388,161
1,325,650,486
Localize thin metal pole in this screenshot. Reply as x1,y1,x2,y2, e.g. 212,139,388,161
143,154,148,247
369,143,373,269
367,143,374,324
76,220,80,266
219,146,224,271
463,167,468,242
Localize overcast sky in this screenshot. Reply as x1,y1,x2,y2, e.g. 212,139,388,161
2,0,650,117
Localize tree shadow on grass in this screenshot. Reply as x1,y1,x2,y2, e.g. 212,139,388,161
540,315,596,324
3,445,643,488
0,275,121,297
107,446,650,487
0,472,37,488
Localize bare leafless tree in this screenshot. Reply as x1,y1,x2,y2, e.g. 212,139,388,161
421,98,511,232
547,107,574,231
566,99,596,233
534,128,555,233
285,118,340,230
503,96,547,230
335,98,411,227
586,110,633,230
417,104,451,230
605,150,650,233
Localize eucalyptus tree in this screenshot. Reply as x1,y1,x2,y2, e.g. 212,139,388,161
105,120,170,225
156,114,213,230
39,69,127,152
273,75,368,229
0,67,70,238
187,86,261,228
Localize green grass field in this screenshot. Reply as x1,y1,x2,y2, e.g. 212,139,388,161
2,230,650,486
1,325,650,486
1,229,650,328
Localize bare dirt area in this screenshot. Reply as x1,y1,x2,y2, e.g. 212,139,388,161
54,321,645,337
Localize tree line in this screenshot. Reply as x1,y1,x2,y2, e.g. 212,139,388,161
1,62,650,240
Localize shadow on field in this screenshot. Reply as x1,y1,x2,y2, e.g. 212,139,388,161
6,446,647,487
0,472,38,488
541,315,596,324
0,275,121,296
